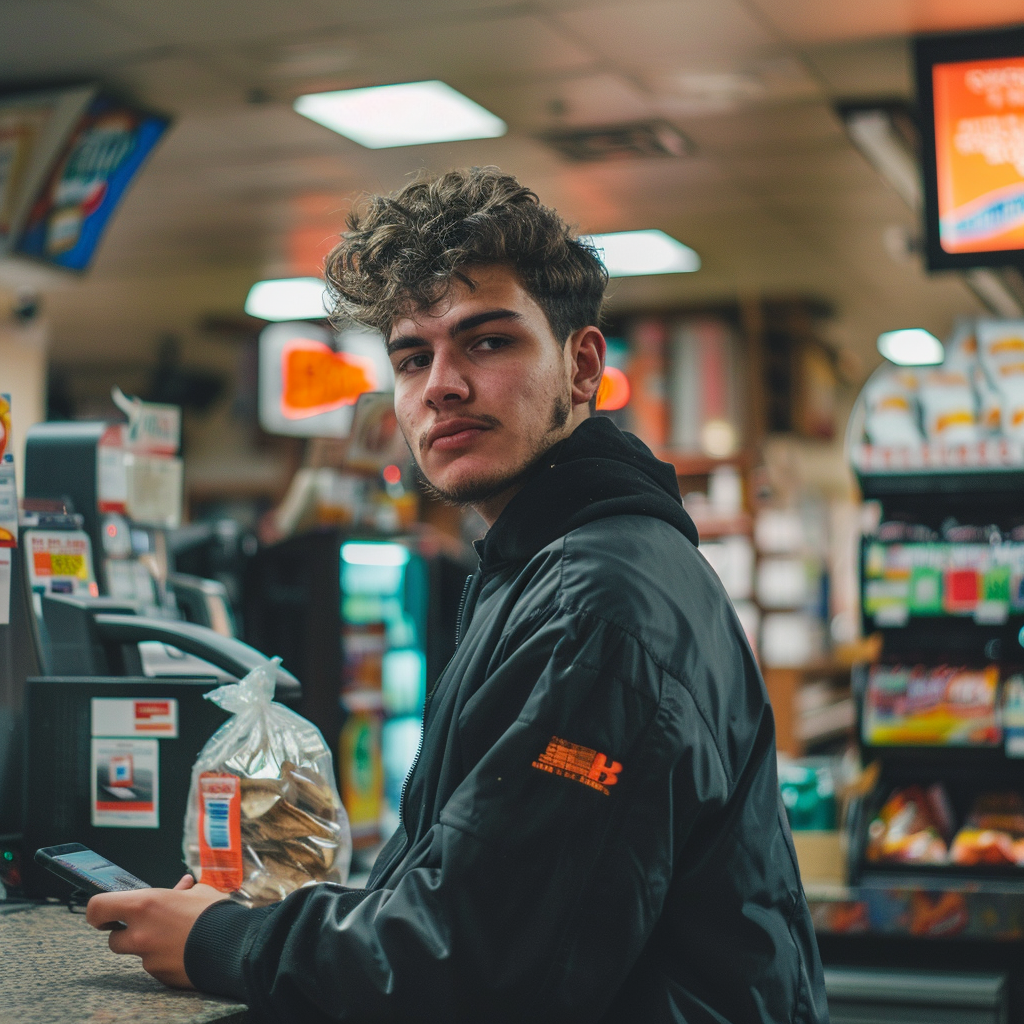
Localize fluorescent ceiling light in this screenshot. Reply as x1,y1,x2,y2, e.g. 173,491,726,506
294,80,506,149
582,230,700,277
342,542,410,567
877,328,944,366
843,109,921,212
245,278,329,321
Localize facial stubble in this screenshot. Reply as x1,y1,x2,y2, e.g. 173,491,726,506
411,388,572,509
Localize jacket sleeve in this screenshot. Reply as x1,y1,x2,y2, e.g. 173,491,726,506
184,606,732,1023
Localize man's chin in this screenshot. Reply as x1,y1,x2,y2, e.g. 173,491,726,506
416,469,519,508
413,451,539,508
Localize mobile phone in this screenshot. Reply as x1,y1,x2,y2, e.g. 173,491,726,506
34,843,152,897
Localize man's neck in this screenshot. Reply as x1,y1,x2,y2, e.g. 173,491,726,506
472,409,591,527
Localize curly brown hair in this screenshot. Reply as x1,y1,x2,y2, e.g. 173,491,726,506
324,167,608,343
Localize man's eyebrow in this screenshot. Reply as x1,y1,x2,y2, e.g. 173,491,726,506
386,309,523,355
385,335,427,357
451,309,523,335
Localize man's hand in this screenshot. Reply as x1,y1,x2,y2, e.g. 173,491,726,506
85,874,229,988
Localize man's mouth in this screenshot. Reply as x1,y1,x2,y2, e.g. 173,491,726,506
424,417,497,453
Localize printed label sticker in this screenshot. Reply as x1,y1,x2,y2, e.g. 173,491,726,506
91,697,178,738
197,772,243,892
91,738,159,828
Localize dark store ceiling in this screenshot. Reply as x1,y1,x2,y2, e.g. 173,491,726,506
2,0,1023,368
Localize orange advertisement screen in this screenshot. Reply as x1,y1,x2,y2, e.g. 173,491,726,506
933,56,1024,254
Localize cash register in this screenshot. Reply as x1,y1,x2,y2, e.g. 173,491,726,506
1,508,301,897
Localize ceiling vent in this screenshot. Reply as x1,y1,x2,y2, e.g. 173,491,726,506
541,120,693,162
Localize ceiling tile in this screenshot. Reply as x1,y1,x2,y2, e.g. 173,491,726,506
341,15,597,89
472,72,653,132
802,38,912,99
553,0,777,76
677,101,846,157
91,0,337,46
106,56,241,112
746,0,1024,45
0,0,150,82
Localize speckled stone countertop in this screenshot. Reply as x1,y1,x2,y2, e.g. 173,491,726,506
0,903,249,1023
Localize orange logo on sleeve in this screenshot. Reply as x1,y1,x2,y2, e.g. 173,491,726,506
532,737,622,795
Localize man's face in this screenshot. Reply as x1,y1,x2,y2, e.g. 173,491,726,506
387,265,594,523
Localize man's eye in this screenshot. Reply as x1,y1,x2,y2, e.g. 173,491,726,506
475,335,510,351
398,353,431,373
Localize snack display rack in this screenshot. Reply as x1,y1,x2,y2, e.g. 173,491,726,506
810,405,1024,1019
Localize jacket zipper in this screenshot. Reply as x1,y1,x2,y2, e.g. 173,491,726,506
453,572,473,649
398,572,475,828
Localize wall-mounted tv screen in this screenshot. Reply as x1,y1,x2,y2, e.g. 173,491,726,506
0,85,169,273
915,25,1024,272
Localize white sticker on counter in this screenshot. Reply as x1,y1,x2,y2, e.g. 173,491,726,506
91,738,159,828
91,697,179,738
0,548,10,625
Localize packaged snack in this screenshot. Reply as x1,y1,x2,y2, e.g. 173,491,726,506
866,784,951,864
972,364,1002,434
950,792,1024,867
183,660,351,906
917,369,978,445
943,319,978,370
977,320,1024,378
976,321,1024,439
863,664,1001,747
863,371,923,447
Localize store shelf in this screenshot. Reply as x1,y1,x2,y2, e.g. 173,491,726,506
853,442,1024,498
765,637,881,756
807,875,1024,941
689,512,752,539
656,450,748,476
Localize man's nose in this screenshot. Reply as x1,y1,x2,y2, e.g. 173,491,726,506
422,351,470,407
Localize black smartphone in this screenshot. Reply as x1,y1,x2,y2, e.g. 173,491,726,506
34,843,152,897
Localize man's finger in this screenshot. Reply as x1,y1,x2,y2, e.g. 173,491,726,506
85,889,153,928
107,924,143,955
86,891,128,928
173,874,195,891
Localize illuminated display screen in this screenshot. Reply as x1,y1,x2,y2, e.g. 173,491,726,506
933,56,1024,255
280,338,378,419
917,27,1024,271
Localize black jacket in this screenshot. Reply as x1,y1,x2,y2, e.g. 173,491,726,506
185,416,828,1024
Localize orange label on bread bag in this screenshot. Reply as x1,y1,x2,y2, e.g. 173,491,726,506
198,772,243,891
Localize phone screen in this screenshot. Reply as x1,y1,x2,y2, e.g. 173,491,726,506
51,848,150,892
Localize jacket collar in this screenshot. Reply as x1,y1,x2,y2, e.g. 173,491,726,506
476,416,698,572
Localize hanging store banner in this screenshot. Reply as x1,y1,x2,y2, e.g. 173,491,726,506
15,91,170,272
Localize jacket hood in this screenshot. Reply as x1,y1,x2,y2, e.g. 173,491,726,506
477,416,698,571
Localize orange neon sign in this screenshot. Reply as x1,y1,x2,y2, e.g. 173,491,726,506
595,366,631,411
280,338,378,419
933,56,1024,254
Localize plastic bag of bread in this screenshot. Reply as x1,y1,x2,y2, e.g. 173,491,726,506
950,792,1024,867
865,784,951,864
183,659,351,906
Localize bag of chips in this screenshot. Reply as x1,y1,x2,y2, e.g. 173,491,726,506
865,784,951,864
950,792,1024,867
183,660,351,906
864,371,924,447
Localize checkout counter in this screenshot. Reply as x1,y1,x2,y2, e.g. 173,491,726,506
2,903,248,1024
0,417,298,1022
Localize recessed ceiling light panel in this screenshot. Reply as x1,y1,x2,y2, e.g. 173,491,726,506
293,80,506,149
876,328,945,366
245,277,329,321
582,229,700,277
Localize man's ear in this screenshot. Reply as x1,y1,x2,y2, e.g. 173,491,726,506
568,327,606,408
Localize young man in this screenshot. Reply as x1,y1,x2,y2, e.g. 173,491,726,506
88,168,828,1024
